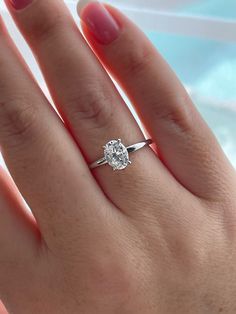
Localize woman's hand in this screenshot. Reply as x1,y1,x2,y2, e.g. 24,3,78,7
0,0,235,313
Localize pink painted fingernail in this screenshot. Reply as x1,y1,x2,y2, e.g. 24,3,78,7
8,0,33,10
77,0,120,45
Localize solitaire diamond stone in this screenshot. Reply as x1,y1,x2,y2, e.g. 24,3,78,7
104,139,130,170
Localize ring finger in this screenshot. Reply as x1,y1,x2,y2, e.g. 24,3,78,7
5,0,180,210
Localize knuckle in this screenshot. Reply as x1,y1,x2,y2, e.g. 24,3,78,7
121,41,154,76
152,92,194,134
66,89,114,131
0,95,38,141
25,10,69,43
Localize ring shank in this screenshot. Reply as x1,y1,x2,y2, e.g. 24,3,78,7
89,139,153,170
126,139,153,153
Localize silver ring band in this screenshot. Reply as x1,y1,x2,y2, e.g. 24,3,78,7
89,139,153,171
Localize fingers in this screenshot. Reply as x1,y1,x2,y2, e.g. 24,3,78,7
0,16,106,246
3,0,179,211
78,1,234,200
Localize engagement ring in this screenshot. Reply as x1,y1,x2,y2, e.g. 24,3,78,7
89,139,153,171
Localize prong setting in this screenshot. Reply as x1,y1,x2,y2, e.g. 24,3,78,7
104,139,130,171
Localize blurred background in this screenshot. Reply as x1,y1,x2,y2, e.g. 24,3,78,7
0,0,236,312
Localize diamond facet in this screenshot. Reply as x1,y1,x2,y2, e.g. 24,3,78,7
104,139,130,170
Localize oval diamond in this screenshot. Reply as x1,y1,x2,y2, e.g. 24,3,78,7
104,139,130,170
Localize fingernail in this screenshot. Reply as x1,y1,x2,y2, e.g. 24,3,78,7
77,0,120,45
8,0,33,10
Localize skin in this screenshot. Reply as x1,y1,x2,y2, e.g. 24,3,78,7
0,0,235,313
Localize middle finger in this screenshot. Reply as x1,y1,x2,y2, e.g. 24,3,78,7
5,0,176,210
